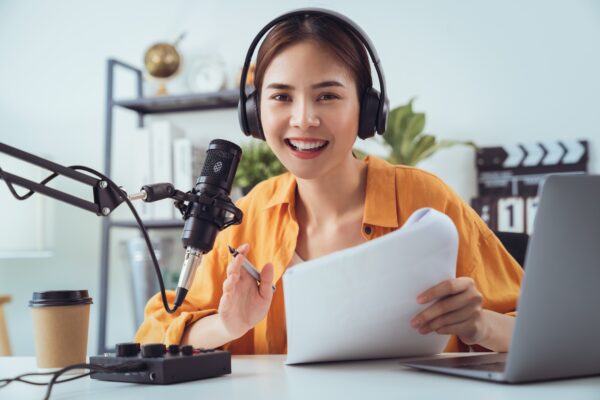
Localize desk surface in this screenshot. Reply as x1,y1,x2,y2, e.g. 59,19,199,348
1,355,599,400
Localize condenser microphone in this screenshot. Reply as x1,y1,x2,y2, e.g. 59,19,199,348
173,139,243,309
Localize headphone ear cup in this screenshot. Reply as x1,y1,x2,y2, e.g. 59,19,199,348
244,91,265,140
377,96,390,135
357,87,380,139
238,97,250,137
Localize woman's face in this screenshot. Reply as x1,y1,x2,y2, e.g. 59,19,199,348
259,40,361,180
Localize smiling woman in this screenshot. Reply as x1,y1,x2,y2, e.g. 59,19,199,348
260,40,360,173
135,9,522,356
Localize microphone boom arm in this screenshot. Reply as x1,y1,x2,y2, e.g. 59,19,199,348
1,139,244,315
0,142,125,216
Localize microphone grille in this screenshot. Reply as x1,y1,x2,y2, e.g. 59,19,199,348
201,148,234,179
196,139,242,195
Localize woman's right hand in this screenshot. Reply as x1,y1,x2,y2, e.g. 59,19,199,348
217,243,275,339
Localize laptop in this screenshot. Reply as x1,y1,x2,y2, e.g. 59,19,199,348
402,174,600,383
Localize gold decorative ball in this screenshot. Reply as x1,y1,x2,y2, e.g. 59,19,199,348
236,63,256,88
144,43,181,79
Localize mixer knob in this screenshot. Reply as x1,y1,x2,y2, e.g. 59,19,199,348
116,342,140,357
141,343,167,358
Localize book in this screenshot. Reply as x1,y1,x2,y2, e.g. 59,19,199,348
173,138,207,192
130,127,152,220
149,120,184,220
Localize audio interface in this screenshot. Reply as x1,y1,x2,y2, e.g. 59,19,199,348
90,343,231,384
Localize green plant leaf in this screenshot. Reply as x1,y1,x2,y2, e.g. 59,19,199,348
234,142,286,192
382,99,477,166
384,99,414,148
406,134,435,166
400,112,426,161
352,148,368,160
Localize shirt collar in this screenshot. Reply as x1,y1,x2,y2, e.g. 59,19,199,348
363,155,399,229
263,172,297,210
262,155,399,229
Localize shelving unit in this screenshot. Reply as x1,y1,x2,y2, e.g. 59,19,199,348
98,58,239,354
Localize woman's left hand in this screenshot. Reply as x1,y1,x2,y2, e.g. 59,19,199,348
410,277,488,346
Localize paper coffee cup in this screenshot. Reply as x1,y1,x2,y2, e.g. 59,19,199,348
29,290,93,370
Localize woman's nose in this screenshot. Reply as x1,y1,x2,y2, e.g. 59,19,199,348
289,100,320,130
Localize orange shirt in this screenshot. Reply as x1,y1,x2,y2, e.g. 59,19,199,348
135,155,523,353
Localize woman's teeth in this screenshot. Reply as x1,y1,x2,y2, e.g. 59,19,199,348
286,139,329,152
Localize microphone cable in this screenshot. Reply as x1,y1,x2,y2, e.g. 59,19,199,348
0,360,146,400
0,163,180,314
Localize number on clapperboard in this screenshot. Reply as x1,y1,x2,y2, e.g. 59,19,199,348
497,197,525,233
526,197,539,234
481,205,491,225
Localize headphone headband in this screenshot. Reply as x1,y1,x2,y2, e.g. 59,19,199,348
239,8,389,138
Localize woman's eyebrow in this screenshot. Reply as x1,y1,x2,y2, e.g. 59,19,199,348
265,83,293,90
311,80,345,89
264,80,345,90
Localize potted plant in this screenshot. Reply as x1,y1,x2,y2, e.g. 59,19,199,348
381,99,476,166
235,142,286,195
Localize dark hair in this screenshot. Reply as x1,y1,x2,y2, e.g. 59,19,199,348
254,14,372,100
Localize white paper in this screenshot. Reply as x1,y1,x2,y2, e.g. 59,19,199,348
283,207,458,364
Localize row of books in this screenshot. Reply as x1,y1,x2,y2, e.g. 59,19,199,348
129,120,206,221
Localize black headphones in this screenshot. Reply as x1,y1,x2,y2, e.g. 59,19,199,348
238,8,389,141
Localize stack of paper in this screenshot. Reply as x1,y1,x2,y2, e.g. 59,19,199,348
283,207,458,364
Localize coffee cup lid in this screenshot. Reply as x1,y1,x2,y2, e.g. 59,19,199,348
29,290,93,308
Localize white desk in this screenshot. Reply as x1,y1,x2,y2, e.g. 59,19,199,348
1,355,599,400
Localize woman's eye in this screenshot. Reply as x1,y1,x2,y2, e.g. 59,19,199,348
272,94,291,102
318,93,339,101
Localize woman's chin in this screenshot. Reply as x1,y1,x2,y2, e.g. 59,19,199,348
279,152,358,182
285,160,337,181
280,159,322,181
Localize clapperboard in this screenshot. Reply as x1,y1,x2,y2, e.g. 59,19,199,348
471,140,588,234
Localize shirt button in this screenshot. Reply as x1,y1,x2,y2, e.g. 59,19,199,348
363,226,372,235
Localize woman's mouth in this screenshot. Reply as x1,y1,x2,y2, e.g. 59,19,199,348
284,138,329,159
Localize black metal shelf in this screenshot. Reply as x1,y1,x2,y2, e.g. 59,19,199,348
97,58,239,355
113,89,240,114
110,219,184,229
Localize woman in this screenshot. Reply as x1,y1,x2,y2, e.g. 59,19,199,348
135,10,522,354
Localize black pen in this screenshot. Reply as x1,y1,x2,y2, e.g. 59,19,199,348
227,246,276,293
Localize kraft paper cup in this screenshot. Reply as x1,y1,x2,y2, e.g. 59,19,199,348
29,290,92,372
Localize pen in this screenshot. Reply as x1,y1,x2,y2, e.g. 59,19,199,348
227,246,276,293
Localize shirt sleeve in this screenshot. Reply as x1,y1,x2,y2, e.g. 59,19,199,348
439,181,523,351
133,233,230,346
441,183,523,310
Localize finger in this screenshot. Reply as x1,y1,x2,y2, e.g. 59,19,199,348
226,259,235,275
237,243,250,255
235,244,251,280
417,277,474,304
222,272,240,294
227,252,244,276
412,288,482,328
259,262,274,298
421,303,480,334
226,243,249,274
435,319,482,344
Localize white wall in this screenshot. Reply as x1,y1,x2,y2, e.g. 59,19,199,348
0,0,598,355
